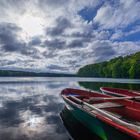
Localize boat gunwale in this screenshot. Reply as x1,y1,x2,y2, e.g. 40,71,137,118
100,87,140,96
100,87,140,103
61,88,140,139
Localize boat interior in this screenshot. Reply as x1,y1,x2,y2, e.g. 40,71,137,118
67,93,140,127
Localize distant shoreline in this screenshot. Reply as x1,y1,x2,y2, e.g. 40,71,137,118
0,70,76,77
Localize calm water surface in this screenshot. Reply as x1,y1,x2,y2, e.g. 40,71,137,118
0,77,140,140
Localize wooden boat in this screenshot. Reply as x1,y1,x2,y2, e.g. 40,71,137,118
61,88,140,140
100,87,140,102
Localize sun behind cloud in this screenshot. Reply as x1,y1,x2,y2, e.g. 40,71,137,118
18,14,45,38
0,0,140,73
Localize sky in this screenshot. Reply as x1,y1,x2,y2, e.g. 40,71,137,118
0,0,140,73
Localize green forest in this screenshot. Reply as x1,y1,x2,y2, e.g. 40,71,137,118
77,51,140,79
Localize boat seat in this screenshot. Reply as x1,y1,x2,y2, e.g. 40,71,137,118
93,102,124,109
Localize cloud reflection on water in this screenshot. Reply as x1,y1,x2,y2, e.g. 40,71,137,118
0,81,79,140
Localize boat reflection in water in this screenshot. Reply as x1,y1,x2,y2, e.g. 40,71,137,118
60,106,101,140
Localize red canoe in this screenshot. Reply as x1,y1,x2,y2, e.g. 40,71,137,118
61,88,140,140
100,87,140,102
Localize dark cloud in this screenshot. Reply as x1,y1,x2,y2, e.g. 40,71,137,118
43,50,57,58
47,17,72,36
21,47,37,56
71,31,93,39
63,31,94,43
44,38,66,49
93,41,116,62
47,64,69,71
0,23,25,52
67,59,82,68
67,39,85,48
3,44,23,52
0,23,43,59
0,60,16,67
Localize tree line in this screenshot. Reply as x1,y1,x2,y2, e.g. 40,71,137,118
77,51,140,79
0,70,75,77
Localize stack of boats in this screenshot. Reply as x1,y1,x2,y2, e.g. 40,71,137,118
61,87,140,140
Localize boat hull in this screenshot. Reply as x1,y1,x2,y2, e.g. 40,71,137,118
63,98,136,140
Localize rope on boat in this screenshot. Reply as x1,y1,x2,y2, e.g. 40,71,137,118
70,96,140,133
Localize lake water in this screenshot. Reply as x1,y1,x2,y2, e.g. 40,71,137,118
0,77,140,140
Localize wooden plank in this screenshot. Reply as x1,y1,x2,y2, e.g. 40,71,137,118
70,96,140,132
93,102,124,109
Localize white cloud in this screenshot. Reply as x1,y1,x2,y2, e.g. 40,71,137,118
113,41,140,56
94,0,140,29
0,0,139,73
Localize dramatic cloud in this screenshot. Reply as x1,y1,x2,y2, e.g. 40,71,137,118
94,0,140,29
44,39,66,50
0,23,24,52
0,0,140,73
47,17,72,36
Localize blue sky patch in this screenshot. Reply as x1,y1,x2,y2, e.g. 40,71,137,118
0,0,140,72
78,6,100,22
